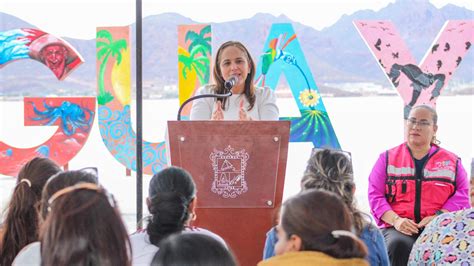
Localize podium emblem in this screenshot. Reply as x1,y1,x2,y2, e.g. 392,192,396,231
210,145,249,198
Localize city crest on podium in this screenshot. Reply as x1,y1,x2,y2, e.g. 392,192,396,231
210,145,249,198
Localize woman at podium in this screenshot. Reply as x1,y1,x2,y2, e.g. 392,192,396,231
190,41,279,121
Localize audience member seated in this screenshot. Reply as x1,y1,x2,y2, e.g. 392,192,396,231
0,157,61,266
40,182,131,265
408,208,474,265
12,169,98,265
263,149,389,265
258,189,369,266
151,233,237,266
130,166,226,265
368,105,470,265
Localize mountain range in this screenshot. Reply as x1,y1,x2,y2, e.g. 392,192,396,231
1,0,473,98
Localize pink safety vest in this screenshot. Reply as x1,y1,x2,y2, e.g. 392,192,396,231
385,143,458,223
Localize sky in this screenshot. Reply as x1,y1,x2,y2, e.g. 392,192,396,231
2,0,473,39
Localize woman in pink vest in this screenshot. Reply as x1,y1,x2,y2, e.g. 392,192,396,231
368,105,470,266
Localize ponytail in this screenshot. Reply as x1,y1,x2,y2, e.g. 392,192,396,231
146,166,196,246
146,192,191,246
306,231,367,259
0,183,39,265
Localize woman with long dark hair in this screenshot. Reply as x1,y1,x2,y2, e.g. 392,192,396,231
40,183,131,266
0,157,61,266
12,169,98,265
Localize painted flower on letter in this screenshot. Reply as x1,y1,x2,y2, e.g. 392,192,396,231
299,89,320,107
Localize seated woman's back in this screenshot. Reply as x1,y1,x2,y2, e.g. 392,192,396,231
130,166,226,265
258,189,369,266
0,157,61,266
263,149,389,265
41,183,131,266
301,149,389,265
12,169,99,265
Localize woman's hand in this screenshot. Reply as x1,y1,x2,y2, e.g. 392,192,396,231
394,217,419,235
417,215,436,228
211,102,224,120
239,98,252,121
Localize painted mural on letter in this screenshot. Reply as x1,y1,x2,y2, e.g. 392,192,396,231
0,28,83,80
255,23,340,148
96,26,167,174
0,28,90,176
355,20,474,118
178,24,212,119
0,97,95,176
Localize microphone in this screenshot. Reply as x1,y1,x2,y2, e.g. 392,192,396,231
176,76,239,120
177,89,233,121
224,75,239,91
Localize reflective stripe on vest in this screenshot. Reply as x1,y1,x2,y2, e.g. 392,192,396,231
423,169,456,180
387,165,415,176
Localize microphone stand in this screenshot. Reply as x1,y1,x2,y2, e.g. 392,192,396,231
177,91,233,121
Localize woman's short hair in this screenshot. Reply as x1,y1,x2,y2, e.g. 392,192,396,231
151,233,237,266
281,189,367,259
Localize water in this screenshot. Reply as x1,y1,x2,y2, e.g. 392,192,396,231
1,96,473,231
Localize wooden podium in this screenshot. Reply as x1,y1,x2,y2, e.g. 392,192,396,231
166,121,290,265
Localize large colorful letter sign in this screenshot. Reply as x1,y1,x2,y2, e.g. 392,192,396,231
255,23,340,148
355,20,474,118
96,27,167,174
97,23,341,175
0,29,92,176
97,25,213,174
178,24,212,120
